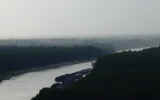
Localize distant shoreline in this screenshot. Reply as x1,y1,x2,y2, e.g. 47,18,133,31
1,59,94,83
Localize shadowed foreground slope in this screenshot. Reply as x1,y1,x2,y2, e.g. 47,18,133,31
33,47,160,100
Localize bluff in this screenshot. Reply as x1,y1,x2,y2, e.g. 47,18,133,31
33,47,160,100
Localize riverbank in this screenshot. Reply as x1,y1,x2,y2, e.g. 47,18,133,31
32,46,160,100
0,59,94,83
0,61,92,100
0,45,108,83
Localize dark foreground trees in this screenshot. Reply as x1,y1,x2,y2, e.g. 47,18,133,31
33,47,160,100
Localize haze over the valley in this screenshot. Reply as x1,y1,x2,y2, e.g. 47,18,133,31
0,0,160,39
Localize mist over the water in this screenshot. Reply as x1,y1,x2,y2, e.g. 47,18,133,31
0,0,160,39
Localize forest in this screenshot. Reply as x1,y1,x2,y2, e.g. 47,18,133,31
0,46,113,82
32,46,160,100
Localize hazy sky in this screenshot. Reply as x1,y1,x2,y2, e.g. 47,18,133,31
0,0,160,39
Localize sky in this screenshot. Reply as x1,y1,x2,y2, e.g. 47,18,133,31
0,0,160,39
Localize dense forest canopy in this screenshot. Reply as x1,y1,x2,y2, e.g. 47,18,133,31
0,45,113,82
33,47,160,100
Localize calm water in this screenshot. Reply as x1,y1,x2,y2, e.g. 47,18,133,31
0,62,92,100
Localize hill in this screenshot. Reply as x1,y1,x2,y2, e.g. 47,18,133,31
0,45,113,82
32,47,160,100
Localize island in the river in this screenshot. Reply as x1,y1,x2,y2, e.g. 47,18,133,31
32,46,160,100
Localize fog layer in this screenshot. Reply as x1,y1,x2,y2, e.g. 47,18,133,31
0,0,160,39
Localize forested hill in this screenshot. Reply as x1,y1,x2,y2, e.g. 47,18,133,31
0,45,113,82
33,47,160,100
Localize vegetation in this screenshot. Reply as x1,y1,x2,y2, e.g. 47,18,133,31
0,45,113,82
33,47,160,100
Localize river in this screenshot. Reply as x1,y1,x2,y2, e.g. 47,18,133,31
0,62,92,100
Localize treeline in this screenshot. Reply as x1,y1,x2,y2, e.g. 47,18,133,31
33,47,160,100
0,45,113,81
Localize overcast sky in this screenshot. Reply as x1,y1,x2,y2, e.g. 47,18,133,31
0,0,160,39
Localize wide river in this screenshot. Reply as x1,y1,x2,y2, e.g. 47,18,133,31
0,62,92,100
